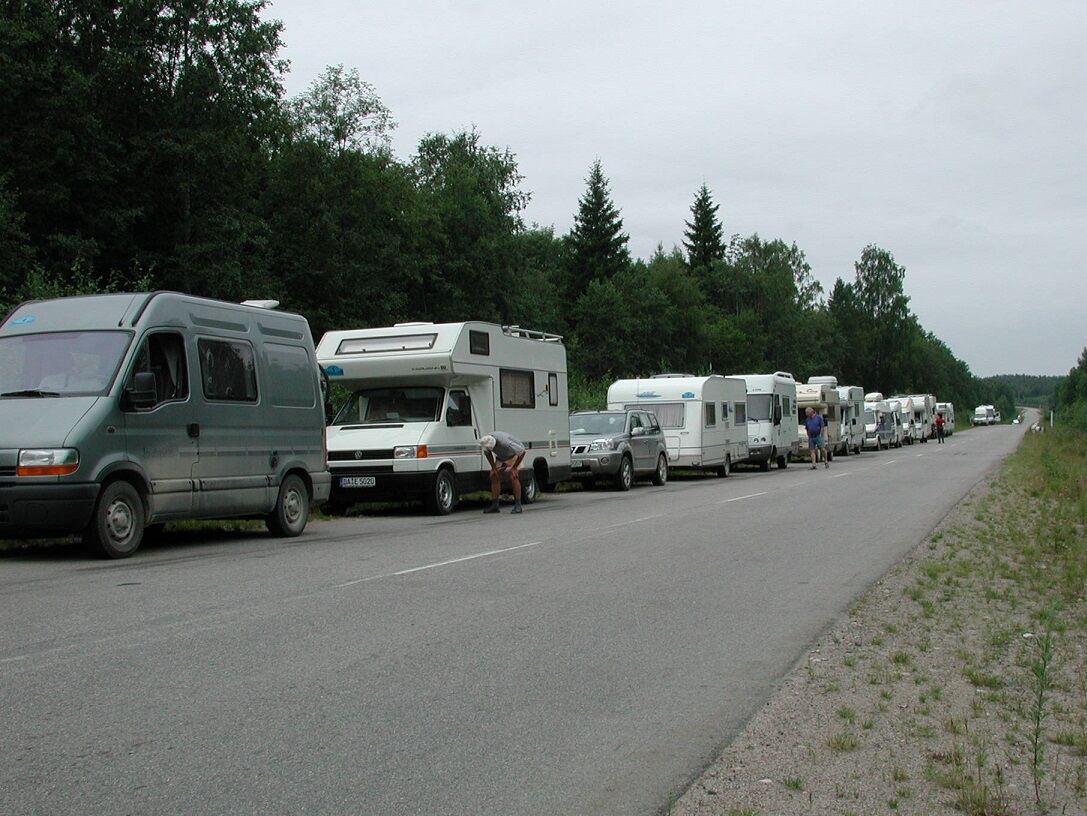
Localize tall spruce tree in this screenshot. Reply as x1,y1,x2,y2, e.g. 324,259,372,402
683,184,725,271
565,160,629,299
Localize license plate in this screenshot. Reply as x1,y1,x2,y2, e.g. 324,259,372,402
572,461,589,470
340,476,376,488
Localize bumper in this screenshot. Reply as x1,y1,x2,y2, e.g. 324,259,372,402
569,453,621,478
0,481,99,536
746,444,772,463
329,469,442,502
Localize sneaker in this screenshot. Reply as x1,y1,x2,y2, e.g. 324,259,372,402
824,461,829,469
810,465,817,470
483,505,500,514
510,504,523,514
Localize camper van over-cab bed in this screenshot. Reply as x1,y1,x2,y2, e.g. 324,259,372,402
0,292,331,557
317,322,571,514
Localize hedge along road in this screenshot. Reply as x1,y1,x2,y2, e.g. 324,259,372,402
0,423,1026,816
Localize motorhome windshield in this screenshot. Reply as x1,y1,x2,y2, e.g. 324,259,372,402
864,409,876,425
333,386,444,425
0,330,131,397
570,412,627,435
746,394,773,421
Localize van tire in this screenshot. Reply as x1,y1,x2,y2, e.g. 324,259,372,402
759,458,771,472
652,454,668,486
85,480,145,559
537,462,557,493
718,455,731,478
614,455,634,491
267,474,310,537
777,453,788,469
425,468,456,516
520,469,538,504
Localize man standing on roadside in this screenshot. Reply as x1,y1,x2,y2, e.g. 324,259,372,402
804,406,828,470
934,412,946,443
480,432,526,514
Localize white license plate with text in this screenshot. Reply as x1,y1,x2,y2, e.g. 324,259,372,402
340,476,376,488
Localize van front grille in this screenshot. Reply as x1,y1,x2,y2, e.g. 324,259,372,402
331,466,395,475
328,449,395,462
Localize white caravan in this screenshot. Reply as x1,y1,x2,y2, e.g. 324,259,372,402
905,393,936,441
795,381,842,460
607,374,749,476
892,396,919,444
935,401,955,435
317,322,571,514
735,371,800,471
835,383,865,455
862,399,897,451
883,399,907,447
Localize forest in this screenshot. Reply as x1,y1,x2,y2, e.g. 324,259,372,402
0,1,1025,418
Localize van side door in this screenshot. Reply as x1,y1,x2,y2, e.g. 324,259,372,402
121,331,196,518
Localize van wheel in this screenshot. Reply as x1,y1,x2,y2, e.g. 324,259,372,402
613,455,634,491
267,474,310,537
84,480,145,559
759,458,770,472
717,455,731,477
538,464,557,493
425,469,456,516
520,469,538,504
777,453,788,469
652,454,668,486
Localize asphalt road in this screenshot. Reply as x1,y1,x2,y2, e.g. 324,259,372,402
1,422,1027,816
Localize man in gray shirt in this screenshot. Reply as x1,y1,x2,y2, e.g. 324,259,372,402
479,432,526,514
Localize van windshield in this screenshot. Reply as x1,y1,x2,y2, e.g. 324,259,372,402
0,330,131,397
570,412,626,435
333,386,444,425
864,409,876,425
746,394,772,421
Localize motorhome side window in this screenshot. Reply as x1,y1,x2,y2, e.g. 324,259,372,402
127,332,188,407
198,338,257,403
469,330,490,356
720,402,730,427
734,402,747,424
704,403,716,428
446,390,472,426
500,369,534,409
548,372,559,406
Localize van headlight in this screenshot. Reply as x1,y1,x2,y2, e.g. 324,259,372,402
18,448,79,477
393,445,429,459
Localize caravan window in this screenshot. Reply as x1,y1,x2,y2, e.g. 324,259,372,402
734,402,747,425
746,394,772,421
500,369,535,409
548,372,559,406
198,339,257,403
333,386,443,425
720,402,730,427
336,334,437,355
704,403,716,428
469,330,490,356
626,402,684,429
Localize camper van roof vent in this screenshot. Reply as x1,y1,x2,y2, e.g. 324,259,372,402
773,371,795,380
394,321,435,327
241,299,280,309
502,325,564,343
650,373,695,379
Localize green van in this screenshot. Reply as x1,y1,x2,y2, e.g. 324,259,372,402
0,292,331,557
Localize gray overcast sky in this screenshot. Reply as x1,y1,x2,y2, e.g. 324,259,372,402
267,0,1086,377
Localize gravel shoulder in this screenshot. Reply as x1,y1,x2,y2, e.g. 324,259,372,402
674,423,1087,816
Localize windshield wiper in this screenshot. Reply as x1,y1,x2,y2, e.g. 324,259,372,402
1,389,61,398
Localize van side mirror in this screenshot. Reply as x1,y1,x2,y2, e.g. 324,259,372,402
125,371,157,410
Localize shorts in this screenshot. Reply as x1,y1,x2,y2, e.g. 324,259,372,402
808,434,826,451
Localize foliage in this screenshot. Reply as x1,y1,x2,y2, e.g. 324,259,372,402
288,64,395,155
564,160,630,301
683,184,725,276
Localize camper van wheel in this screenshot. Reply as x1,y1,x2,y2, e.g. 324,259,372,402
520,469,538,504
717,455,731,478
613,455,634,491
759,458,770,472
267,474,310,537
425,469,457,516
777,453,788,469
652,454,668,486
85,480,145,559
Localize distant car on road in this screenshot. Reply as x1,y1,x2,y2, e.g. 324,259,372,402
569,409,669,490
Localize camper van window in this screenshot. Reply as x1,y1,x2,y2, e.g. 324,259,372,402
469,330,490,356
720,402,730,426
198,338,258,403
704,403,716,428
747,394,772,421
734,402,747,425
128,332,188,406
0,330,130,398
334,386,443,425
500,369,535,409
446,390,472,427
336,334,437,355
548,372,559,406
265,343,315,409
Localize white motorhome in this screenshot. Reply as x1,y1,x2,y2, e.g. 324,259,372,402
735,371,800,471
892,396,919,444
973,404,996,426
317,322,571,514
935,401,955,436
795,381,842,460
883,399,906,447
607,374,749,476
905,393,936,441
825,381,864,456
862,399,897,451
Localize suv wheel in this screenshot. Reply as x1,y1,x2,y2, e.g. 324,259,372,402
613,455,633,491
651,454,668,486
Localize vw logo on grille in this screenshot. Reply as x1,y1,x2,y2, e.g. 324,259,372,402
354,450,363,459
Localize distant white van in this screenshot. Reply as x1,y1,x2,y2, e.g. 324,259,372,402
883,399,907,447
734,371,799,471
835,384,865,456
862,400,897,450
935,402,955,435
905,393,936,441
317,322,571,514
607,374,749,476
795,381,842,461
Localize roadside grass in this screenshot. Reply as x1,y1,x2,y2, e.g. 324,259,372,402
675,425,1087,815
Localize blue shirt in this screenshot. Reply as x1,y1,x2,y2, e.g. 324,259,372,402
804,414,825,438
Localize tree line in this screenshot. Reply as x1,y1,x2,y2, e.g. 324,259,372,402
1,1,1017,418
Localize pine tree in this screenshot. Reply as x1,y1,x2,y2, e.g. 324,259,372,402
565,160,629,299
683,184,725,271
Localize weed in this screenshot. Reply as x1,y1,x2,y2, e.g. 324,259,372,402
837,706,856,724
1028,615,1055,806
827,732,860,751
962,667,1004,689
782,776,803,791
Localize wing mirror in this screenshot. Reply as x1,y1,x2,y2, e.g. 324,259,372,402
125,371,157,410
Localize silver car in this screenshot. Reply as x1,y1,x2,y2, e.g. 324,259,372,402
569,409,669,491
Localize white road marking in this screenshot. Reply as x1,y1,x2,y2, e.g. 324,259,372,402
721,492,768,503
831,472,851,478
392,541,543,576
603,513,664,530
883,459,898,465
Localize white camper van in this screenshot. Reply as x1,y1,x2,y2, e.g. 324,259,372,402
836,385,865,455
862,399,896,450
317,322,571,514
735,371,800,470
795,381,842,460
607,374,749,476
935,401,955,435
883,399,907,447
905,393,936,441
893,396,918,444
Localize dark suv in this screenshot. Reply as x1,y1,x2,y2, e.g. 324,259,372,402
568,409,669,490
